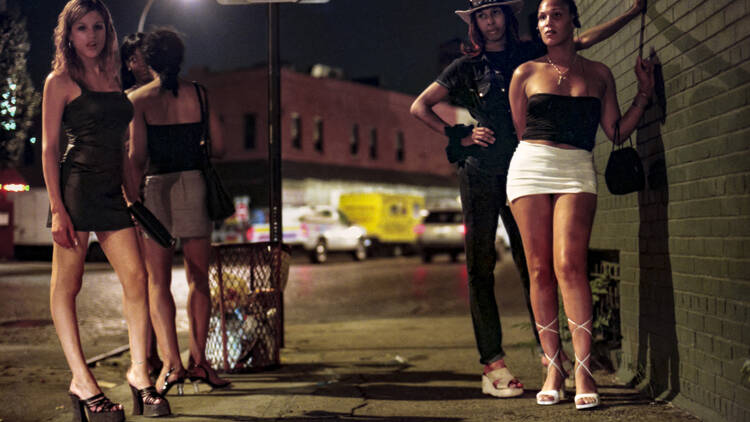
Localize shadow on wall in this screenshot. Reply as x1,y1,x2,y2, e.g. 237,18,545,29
634,51,679,401
630,3,750,401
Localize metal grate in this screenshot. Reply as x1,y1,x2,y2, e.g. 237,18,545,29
206,242,290,372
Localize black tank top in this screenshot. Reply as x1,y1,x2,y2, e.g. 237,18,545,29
522,93,601,151
145,122,204,175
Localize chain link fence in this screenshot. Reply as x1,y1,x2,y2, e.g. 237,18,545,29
206,242,290,372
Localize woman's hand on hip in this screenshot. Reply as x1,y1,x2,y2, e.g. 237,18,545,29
462,126,495,147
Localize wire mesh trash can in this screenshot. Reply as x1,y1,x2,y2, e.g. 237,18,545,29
206,242,290,372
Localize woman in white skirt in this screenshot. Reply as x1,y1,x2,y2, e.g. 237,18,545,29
504,0,653,410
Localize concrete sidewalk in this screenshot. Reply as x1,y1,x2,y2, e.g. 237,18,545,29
49,315,699,422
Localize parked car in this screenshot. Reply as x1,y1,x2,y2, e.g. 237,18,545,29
218,205,368,264
415,209,509,263
299,206,368,264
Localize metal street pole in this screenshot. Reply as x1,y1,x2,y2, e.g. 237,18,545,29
138,0,156,32
268,3,282,248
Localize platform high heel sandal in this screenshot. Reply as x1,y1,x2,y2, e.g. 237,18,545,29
188,360,231,393
535,318,567,405
159,367,186,396
69,392,125,422
129,384,171,417
568,318,600,410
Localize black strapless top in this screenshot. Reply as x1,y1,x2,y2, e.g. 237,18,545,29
145,122,204,175
522,93,601,152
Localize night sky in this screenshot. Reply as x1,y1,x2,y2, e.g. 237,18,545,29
19,0,538,96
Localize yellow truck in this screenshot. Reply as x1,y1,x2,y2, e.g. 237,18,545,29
338,192,424,256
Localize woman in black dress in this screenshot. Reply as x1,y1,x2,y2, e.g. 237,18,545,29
41,1,170,420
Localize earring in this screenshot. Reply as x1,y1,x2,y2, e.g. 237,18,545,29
68,40,72,49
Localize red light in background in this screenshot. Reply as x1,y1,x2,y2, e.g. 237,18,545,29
0,184,29,192
413,224,425,235
458,224,466,235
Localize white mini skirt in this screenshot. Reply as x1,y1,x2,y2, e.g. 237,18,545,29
506,141,597,203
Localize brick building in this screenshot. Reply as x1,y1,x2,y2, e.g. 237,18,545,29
574,2,750,421
186,66,464,209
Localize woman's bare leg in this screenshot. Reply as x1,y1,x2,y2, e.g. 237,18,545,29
551,193,598,406
97,228,160,401
510,194,564,401
140,235,185,391
50,231,122,411
182,237,228,385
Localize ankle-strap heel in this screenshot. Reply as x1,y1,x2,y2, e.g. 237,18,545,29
568,318,600,410
535,318,566,405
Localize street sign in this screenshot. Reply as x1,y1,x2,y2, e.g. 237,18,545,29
217,0,328,4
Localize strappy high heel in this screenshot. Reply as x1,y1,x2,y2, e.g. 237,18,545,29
188,360,231,392
158,367,187,396
129,384,171,417
68,392,125,422
568,318,600,410
535,318,567,405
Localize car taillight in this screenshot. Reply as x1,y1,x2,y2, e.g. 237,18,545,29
458,224,466,235
245,226,254,241
414,224,425,235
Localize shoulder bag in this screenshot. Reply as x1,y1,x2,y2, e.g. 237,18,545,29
194,82,235,221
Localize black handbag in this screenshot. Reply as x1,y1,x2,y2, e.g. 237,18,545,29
605,122,645,195
194,82,235,221
128,201,176,248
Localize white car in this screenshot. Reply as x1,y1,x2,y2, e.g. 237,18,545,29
242,205,368,264
299,206,368,264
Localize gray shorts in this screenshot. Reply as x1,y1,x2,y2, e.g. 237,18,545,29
143,170,212,239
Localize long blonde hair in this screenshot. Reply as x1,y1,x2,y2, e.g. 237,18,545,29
52,0,120,86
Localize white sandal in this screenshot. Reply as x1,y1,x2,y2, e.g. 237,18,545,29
482,366,524,398
568,318,600,410
535,318,566,405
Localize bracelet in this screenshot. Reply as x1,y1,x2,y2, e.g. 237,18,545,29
632,92,649,109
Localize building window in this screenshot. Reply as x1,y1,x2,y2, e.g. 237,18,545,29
313,116,324,153
244,113,256,150
396,131,405,162
369,128,378,159
291,113,301,150
350,124,359,156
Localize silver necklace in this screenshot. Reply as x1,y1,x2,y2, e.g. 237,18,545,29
546,54,577,86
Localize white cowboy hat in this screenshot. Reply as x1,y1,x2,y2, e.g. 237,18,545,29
455,0,524,24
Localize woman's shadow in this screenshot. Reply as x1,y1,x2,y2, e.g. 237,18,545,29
634,51,679,401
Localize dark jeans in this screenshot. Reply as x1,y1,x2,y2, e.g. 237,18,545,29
458,158,540,365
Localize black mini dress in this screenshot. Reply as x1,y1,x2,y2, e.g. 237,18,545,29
47,82,134,231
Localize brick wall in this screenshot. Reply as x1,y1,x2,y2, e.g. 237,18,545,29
576,1,750,421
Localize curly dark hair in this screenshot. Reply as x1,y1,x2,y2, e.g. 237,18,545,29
143,29,184,97
120,32,146,91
